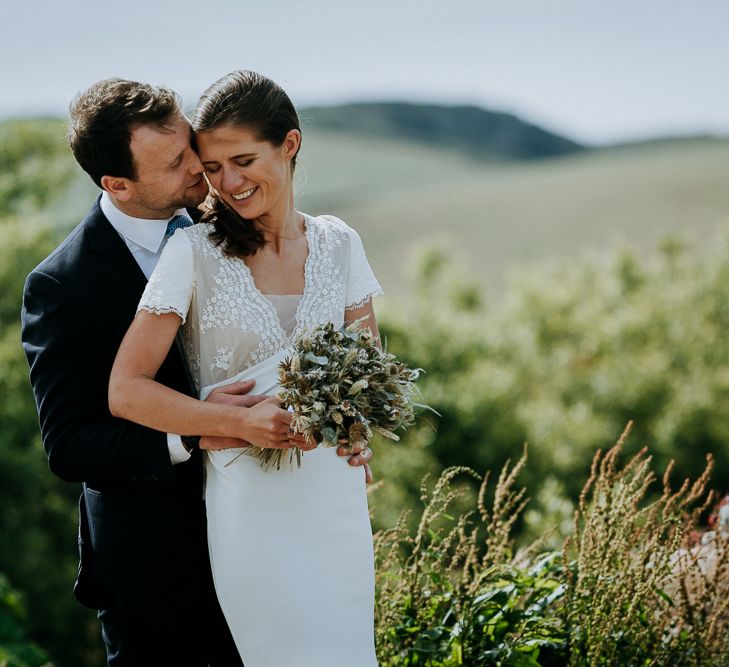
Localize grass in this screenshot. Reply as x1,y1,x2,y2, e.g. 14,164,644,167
372,424,729,666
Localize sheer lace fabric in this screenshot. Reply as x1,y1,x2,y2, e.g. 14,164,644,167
138,214,383,393
137,214,382,666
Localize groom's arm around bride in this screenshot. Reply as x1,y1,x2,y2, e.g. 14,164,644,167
21,78,244,666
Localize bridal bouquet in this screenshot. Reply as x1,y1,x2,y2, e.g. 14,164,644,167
255,319,424,470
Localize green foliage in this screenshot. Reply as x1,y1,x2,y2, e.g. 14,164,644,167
0,120,77,218
373,433,729,666
0,574,52,667
372,229,729,539
0,118,106,665
0,220,102,665
374,454,568,666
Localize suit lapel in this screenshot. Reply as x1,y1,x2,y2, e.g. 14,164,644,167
84,198,149,320
81,198,192,393
187,207,203,223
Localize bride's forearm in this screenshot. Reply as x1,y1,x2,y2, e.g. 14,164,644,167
109,375,244,438
109,311,246,438
109,311,293,448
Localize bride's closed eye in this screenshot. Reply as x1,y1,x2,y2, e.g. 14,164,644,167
204,159,254,173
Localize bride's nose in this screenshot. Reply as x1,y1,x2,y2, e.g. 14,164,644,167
221,167,245,193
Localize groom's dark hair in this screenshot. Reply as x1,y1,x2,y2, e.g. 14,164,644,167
68,78,181,188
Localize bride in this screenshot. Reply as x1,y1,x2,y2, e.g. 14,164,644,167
109,71,381,666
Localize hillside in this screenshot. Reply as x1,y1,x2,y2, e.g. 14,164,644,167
4,111,729,304
295,131,729,296
301,101,585,161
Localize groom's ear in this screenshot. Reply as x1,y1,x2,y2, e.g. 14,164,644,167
100,175,133,202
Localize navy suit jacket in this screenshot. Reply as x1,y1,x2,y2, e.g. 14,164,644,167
21,198,233,643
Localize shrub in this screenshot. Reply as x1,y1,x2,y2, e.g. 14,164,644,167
0,574,52,667
564,423,729,666
372,230,729,538
374,449,567,666
373,426,729,666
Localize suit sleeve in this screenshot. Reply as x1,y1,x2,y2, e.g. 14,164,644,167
21,269,176,483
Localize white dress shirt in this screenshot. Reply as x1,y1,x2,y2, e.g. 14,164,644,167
100,192,192,464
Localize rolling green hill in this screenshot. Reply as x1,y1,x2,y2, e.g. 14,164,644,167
296,130,729,296
4,108,729,303
301,101,584,160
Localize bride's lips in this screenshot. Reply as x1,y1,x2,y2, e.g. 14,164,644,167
230,186,259,203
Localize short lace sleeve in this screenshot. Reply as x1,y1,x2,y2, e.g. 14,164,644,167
342,221,383,310
137,229,194,323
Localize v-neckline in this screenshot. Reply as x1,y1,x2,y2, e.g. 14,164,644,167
235,214,313,342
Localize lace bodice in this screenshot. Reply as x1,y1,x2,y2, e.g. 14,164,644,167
138,213,383,392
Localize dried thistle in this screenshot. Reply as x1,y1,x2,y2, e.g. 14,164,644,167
252,319,429,470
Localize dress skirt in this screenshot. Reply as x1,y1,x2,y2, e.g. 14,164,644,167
202,353,378,667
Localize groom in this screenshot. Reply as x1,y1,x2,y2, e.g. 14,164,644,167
21,78,372,666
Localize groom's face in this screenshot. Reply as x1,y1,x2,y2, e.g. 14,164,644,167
122,115,208,218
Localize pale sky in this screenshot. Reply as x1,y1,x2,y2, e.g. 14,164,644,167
2,0,728,144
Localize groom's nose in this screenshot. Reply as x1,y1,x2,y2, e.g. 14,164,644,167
187,150,204,176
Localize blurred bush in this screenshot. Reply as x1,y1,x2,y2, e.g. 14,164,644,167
0,120,76,218
0,574,52,667
371,230,729,538
1,120,105,664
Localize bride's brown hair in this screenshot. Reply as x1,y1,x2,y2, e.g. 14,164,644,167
192,70,301,257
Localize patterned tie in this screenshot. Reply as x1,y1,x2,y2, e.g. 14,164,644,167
165,214,193,238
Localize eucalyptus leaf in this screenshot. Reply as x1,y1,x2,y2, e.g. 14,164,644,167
303,352,329,365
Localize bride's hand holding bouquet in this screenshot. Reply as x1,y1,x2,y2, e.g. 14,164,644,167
247,318,427,471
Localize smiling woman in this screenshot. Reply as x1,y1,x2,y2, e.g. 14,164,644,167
107,70,382,667
191,71,303,258
196,124,300,257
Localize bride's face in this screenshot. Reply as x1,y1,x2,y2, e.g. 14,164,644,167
196,125,300,219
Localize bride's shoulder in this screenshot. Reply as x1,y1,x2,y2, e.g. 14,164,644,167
184,222,220,251
185,221,215,241
305,213,357,241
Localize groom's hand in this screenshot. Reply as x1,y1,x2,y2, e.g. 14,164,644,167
337,443,374,484
206,379,266,408
200,380,266,450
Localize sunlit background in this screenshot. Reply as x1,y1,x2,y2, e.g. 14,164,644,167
2,2,729,664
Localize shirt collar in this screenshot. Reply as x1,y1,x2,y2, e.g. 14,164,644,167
100,191,192,254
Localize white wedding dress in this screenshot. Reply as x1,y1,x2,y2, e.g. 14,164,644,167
138,214,382,666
